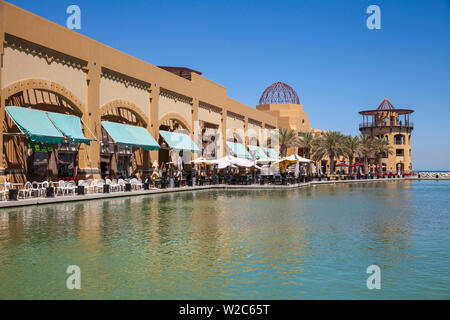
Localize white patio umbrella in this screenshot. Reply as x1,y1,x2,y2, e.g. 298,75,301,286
217,156,262,170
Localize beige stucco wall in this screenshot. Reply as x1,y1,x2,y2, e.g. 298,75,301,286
248,121,262,132
225,116,245,144
362,126,412,172
99,76,149,118
226,116,244,131
256,103,310,132
247,121,263,145
158,93,192,125
2,46,87,105
198,106,221,126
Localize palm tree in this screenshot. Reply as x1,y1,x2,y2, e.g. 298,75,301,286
298,131,317,175
358,134,376,174
314,131,345,174
297,131,316,159
343,135,360,174
271,128,300,158
373,137,393,175
311,140,326,175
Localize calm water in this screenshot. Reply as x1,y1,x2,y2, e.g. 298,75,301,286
0,180,449,299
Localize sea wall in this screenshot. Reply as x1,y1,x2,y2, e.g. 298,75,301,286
414,172,450,179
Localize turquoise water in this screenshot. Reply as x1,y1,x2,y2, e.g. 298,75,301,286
0,180,449,299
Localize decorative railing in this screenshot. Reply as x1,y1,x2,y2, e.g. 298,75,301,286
359,122,414,129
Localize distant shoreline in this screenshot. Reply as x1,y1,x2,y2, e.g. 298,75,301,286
417,171,450,173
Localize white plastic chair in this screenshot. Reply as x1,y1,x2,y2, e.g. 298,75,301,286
82,180,94,194
65,181,77,196
0,182,10,201
30,181,41,198
136,178,144,190
56,180,67,196
40,181,49,197
90,180,99,193
18,182,32,199
130,178,137,191
107,179,120,192
96,179,105,192
118,179,125,192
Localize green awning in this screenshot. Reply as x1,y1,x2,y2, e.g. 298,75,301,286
6,106,65,144
264,148,280,159
159,130,200,153
247,145,267,159
226,141,251,159
101,121,159,151
47,112,92,145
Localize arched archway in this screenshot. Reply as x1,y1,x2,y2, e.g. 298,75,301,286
157,115,191,169
2,79,86,183
100,99,148,127
226,129,244,144
3,78,85,116
99,100,150,179
158,113,191,133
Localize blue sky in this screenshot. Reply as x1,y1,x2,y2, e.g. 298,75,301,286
7,0,450,170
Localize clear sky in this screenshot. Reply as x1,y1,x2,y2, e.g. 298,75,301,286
7,0,450,170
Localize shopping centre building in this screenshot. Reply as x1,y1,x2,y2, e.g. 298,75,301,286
0,1,288,182
0,1,413,183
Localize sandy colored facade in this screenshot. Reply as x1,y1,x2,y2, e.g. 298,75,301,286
359,99,414,173
0,1,278,182
256,103,310,133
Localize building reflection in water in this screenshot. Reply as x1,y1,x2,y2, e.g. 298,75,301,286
0,180,422,299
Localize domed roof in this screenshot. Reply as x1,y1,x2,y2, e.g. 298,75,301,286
259,82,300,105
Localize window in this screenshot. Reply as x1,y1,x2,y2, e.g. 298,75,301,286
118,155,130,177
57,152,75,178
394,134,404,145
396,149,404,157
33,151,48,177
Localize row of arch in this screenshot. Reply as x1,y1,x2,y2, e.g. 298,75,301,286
375,134,411,145
2,78,193,133
2,78,269,154
1,79,195,182
2,79,268,182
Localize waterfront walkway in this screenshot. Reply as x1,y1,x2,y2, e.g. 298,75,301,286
0,177,410,209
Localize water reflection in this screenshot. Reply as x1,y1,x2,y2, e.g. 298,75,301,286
0,180,449,299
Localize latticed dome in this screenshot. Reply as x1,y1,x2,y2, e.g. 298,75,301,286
259,82,300,105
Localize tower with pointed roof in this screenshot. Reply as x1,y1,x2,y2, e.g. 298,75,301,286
359,98,414,173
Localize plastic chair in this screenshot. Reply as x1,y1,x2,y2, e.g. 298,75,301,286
65,181,77,196
30,181,41,197
0,182,10,201
56,180,67,196
40,181,49,197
